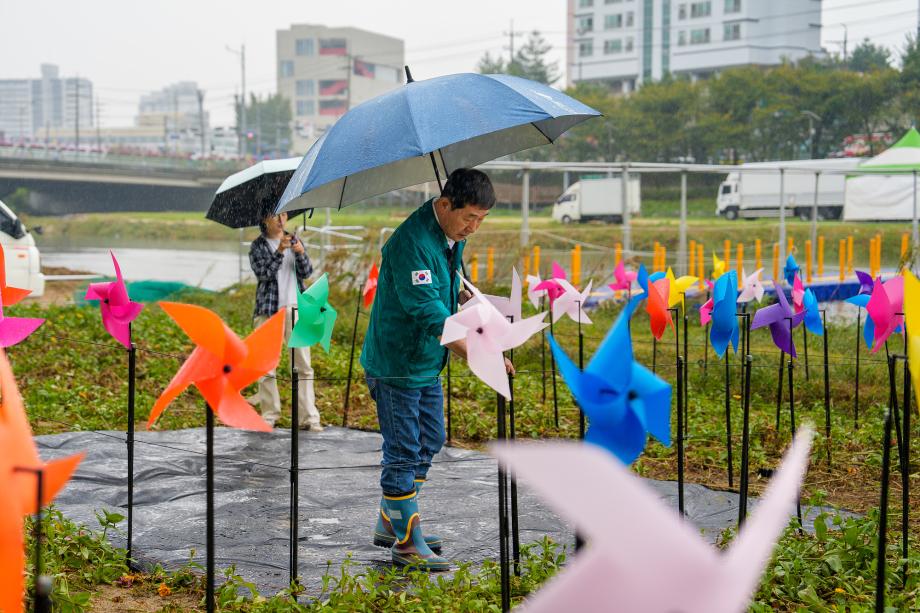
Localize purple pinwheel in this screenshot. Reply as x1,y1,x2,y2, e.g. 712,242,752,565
751,280,805,357
855,270,875,295
85,252,144,349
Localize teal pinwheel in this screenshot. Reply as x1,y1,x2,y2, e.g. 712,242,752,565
290,273,337,352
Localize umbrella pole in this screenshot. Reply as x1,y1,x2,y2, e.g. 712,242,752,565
822,310,832,467
342,290,361,427
676,356,685,516
724,350,733,488
205,403,215,613
739,354,753,526
855,311,861,429
126,336,137,569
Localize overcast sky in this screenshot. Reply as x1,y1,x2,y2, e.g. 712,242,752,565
1,0,917,128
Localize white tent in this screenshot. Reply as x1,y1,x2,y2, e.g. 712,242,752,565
844,127,920,223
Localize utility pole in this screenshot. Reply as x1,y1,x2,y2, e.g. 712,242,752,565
255,95,261,158
842,24,848,62
226,44,246,157
95,98,101,152
74,75,80,151
172,90,179,155
503,20,524,67
346,51,353,112
197,89,206,158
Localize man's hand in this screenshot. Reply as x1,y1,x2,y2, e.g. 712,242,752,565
458,289,473,305
504,357,515,375
292,235,305,255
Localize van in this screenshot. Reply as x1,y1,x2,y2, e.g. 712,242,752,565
0,199,44,297
552,177,641,224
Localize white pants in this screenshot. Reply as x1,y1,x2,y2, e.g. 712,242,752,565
253,306,321,428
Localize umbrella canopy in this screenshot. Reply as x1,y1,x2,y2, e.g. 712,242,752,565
276,72,600,214
208,157,308,228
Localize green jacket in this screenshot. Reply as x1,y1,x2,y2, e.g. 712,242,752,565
361,199,464,388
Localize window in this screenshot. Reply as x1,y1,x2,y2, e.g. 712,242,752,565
578,39,594,57
296,100,315,116
604,39,623,54
577,15,594,32
605,14,623,29
279,60,294,78
625,36,634,51
319,99,347,116
690,27,711,44
578,0,594,6
678,30,687,45
295,79,314,96
295,38,314,56
626,11,634,26
690,1,711,17
721,184,731,195
724,0,741,13
723,22,740,41
605,0,622,4
678,3,686,19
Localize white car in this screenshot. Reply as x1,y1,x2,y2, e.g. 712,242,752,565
0,199,44,297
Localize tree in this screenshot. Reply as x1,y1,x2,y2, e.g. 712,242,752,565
476,31,560,85
898,34,920,127
235,93,293,158
848,39,891,72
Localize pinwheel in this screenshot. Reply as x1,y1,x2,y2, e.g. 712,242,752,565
0,301,43,348
855,270,875,295
845,292,876,350
783,254,800,287
290,273,337,352
751,280,804,357
526,272,546,309
791,274,805,314
711,252,727,281
147,303,285,432
362,262,379,309
547,296,670,464
0,244,31,307
865,274,904,353
700,298,713,326
737,268,765,304
709,270,739,357
904,270,920,412
665,267,697,309
491,427,813,613
608,260,638,292
441,279,548,399
0,347,83,515
534,261,568,305
802,288,824,336
550,278,593,325
638,265,672,340
84,251,144,349
0,423,24,613
463,267,523,321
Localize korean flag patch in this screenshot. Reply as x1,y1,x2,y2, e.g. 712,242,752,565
412,270,432,285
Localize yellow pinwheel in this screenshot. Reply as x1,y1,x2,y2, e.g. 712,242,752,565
711,253,726,281
665,267,697,309
904,269,920,414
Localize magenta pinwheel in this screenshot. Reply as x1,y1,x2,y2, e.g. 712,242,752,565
865,274,904,353
608,261,637,292
751,281,804,356
442,279,548,399
85,252,143,349
534,262,568,305
0,302,43,349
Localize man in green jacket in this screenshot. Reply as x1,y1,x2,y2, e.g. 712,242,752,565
361,168,510,570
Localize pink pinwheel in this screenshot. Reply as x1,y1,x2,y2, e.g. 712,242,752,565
534,261,568,305
85,252,143,349
699,297,713,325
442,279,548,399
791,274,805,314
866,275,905,353
751,281,804,357
463,268,523,321
550,278,594,325
737,268,765,304
608,261,637,291
0,301,43,348
491,427,813,613
526,272,546,309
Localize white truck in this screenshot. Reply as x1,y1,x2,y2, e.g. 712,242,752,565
0,199,44,297
716,158,863,221
552,177,641,224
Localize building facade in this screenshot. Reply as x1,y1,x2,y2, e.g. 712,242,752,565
0,64,93,142
276,24,404,153
137,81,209,133
567,0,823,91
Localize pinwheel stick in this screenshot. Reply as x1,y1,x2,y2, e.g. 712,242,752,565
738,354,753,527
507,370,521,576
787,357,803,529
540,296,547,405
803,326,810,381
724,351,733,488
652,336,657,375
876,402,893,613
126,339,137,568
888,354,910,587
342,290,362,427
682,307,689,440
290,367,300,591
902,326,912,587
855,311,861,429
775,348,785,432
496,391,511,613
676,355,685,516
822,310,831,467
577,300,585,440
549,318,558,428
15,466,49,613
205,404,215,613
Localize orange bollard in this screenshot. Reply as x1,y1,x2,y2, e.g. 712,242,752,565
723,239,731,268
876,233,883,274
470,253,479,283
572,244,582,286
847,235,854,274
689,239,697,278
615,243,622,269
653,241,661,272
736,243,744,276
486,247,495,283
661,244,667,273
805,240,813,283
838,239,846,282
772,243,780,280
787,237,794,255
523,254,531,279
532,245,541,277
755,239,762,272
697,244,706,289
902,232,910,259
817,236,825,277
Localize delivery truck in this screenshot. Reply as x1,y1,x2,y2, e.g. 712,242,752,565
716,158,862,221
552,176,641,224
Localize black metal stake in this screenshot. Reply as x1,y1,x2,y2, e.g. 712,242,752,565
724,350,733,488
876,400,893,613
902,326,911,587
205,403,215,613
683,309,689,440
577,301,585,440
739,354,753,526
787,358,803,528
855,311,861,429
652,336,658,374
496,392,511,613
803,325,810,381
676,356,685,516
540,295,547,405
342,290,361,427
15,467,48,613
775,349,785,432
822,310,831,466
508,369,521,575
126,338,137,568
549,317,558,428
290,366,300,591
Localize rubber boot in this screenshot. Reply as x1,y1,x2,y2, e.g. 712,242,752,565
383,491,449,571
373,478,443,552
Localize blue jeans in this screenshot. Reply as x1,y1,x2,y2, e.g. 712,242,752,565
366,375,445,496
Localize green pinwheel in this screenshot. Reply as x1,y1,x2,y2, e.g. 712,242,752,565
290,273,337,351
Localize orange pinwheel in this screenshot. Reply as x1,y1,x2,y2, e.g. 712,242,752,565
0,347,83,515
0,423,25,613
0,244,32,307
638,265,673,340
363,262,379,309
147,302,285,432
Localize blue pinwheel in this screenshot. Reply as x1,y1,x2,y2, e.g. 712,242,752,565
709,270,739,357
802,288,824,335
547,297,671,465
783,254,800,286
845,270,875,349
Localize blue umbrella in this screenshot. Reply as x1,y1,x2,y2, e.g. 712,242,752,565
276,69,600,213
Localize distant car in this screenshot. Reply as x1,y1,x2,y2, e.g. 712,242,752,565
0,199,44,297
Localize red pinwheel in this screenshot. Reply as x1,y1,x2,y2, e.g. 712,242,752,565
147,303,285,432
363,262,379,309
85,251,144,349
638,266,672,340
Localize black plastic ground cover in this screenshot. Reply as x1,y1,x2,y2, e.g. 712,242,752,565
37,427,837,597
